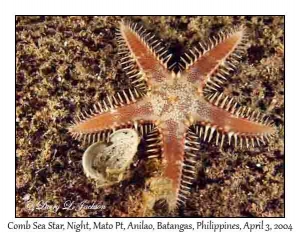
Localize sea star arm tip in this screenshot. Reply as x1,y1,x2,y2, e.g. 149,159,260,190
69,89,155,143
117,21,173,88
184,25,248,92
194,92,276,148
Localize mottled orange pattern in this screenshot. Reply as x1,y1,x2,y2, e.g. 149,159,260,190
69,21,276,211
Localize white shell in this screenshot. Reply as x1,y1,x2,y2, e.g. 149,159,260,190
82,129,140,187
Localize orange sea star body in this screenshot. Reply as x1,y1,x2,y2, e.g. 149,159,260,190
69,21,276,211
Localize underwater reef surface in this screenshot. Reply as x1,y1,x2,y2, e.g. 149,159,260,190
16,16,284,217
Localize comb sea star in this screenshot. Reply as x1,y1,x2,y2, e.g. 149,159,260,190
69,20,276,213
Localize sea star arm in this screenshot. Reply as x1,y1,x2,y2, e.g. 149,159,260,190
68,91,154,142
116,21,172,88
192,94,276,148
154,120,188,210
183,26,247,92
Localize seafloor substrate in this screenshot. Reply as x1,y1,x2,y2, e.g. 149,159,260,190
16,16,284,217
